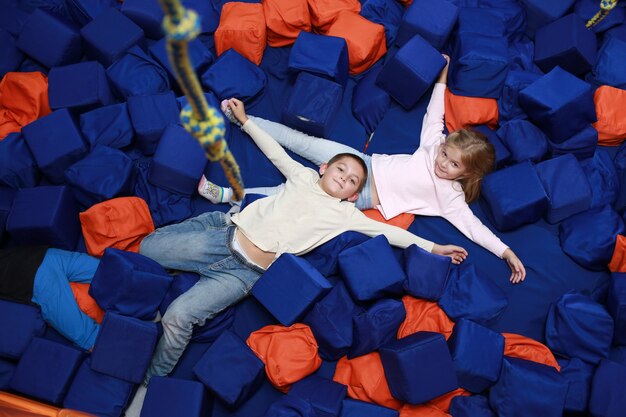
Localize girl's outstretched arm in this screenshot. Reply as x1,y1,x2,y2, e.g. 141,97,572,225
503,248,526,284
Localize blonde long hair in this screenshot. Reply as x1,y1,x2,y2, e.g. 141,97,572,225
446,129,495,203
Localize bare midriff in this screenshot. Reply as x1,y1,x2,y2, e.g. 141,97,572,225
235,229,275,270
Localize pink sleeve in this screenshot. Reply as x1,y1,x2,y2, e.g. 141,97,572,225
418,83,447,150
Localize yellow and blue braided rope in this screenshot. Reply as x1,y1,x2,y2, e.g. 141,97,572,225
158,0,244,201
586,0,619,28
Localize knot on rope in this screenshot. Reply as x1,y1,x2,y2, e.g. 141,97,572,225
587,0,619,28
180,104,227,161
162,9,201,42
600,0,618,10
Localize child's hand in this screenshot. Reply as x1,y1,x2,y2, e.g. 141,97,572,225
226,98,248,125
503,248,526,284
436,54,450,84
432,243,467,264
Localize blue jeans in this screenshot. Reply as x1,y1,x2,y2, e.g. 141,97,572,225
246,116,374,210
32,248,101,350
139,211,263,383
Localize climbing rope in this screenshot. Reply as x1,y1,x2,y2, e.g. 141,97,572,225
158,0,244,201
586,0,619,28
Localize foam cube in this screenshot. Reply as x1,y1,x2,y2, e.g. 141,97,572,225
495,120,549,164
438,263,508,326
10,338,85,404
403,244,451,300
338,235,406,302
449,395,496,417
80,7,145,67
63,358,135,417
201,48,267,102
582,149,620,209
379,331,458,404
0,187,16,241
0,300,46,360
589,359,626,417
340,399,399,417
0,359,16,391
89,248,172,320
264,0,311,47
456,7,506,39
360,0,404,47
548,125,597,161
349,298,405,358
481,161,549,231
16,8,83,68
141,376,211,417
497,69,542,123
545,291,614,364
534,13,597,75
395,0,458,49
214,2,266,66
447,319,505,393
608,273,626,345
121,0,164,39
519,66,596,143
90,312,158,383
282,71,343,138
6,185,81,250
556,357,595,413
263,395,316,417
534,154,592,223
289,375,347,417
449,34,509,98
489,357,568,417
0,132,40,189
192,329,264,406
0,4,29,37
288,31,349,86
149,37,214,84
592,36,626,89
0,29,23,78
251,253,332,326
64,0,114,26
48,61,115,113
79,103,134,150
376,34,446,110
22,109,88,184
521,0,577,37
106,46,170,99
127,90,180,156
351,65,390,135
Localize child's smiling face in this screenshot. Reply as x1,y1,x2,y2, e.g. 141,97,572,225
318,157,365,202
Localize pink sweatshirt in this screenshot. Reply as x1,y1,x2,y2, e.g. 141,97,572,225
371,83,509,258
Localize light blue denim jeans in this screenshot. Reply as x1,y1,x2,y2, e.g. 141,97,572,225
139,211,264,383
245,116,374,210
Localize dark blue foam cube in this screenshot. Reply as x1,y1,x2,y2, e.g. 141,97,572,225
263,395,316,417
0,187,16,241
521,0,577,38
592,36,626,89
251,253,332,326
340,399,399,417
498,69,542,123
449,395,496,417
403,243,451,300
89,248,172,320
80,7,145,67
456,7,506,39
0,300,46,360
192,329,264,406
338,235,406,302
149,37,213,84
351,65,390,136
496,120,549,164
141,376,211,417
106,46,170,99
380,331,458,404
589,359,626,417
127,90,180,155
556,357,595,413
10,338,85,404
121,0,164,39
0,29,24,78
548,125,597,161
349,298,405,358
148,124,208,196
481,161,549,231
201,48,267,102
290,375,347,417
395,0,458,49
22,109,88,184
6,185,81,250
0,359,16,391
0,132,40,189
79,103,134,150
447,318,504,393
288,31,349,86
608,273,626,346
16,8,83,68
377,34,446,109
90,312,158,383
48,61,115,113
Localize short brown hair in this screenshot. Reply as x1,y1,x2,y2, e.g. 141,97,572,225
326,153,369,193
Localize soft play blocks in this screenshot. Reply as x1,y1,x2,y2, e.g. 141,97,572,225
192,329,265,406
481,161,550,232
106,46,170,99
447,319,504,393
90,312,158,383
588,359,626,417
498,69,542,123
288,31,349,86
456,7,506,39
120,0,164,39
148,124,208,196
0,29,23,78
340,399,399,417
556,357,595,414
127,90,180,156
149,37,214,84
141,376,211,417
581,149,620,209
289,375,347,417
349,298,406,358
548,125,597,161
519,66,596,143
338,235,406,302
489,357,568,417
79,103,134,150
495,120,549,164
214,2,266,66
545,291,614,364
263,395,316,417
10,337,85,405
48,61,115,113
0,359,15,391
360,0,404,47
89,248,172,320
282,71,343,138
376,34,446,110
379,331,458,404
520,0,577,38
608,273,626,345
534,154,592,224
0,133,40,189
16,8,83,69
200,48,267,102
80,7,145,68
591,34,626,89
0,187,15,241
403,244,451,300
22,109,88,184
0,300,46,360
534,13,597,76
449,395,496,417
395,0,458,49
351,65,390,135
6,185,81,250
263,0,311,47
64,146,133,209
308,0,361,33
251,253,332,326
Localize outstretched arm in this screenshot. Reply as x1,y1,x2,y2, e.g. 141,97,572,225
419,54,450,149
503,248,526,284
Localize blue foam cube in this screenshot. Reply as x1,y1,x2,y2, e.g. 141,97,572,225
0,359,16,391
589,359,626,417
288,31,349,86
351,65,391,136
79,103,134,150
396,0,458,49
251,253,332,326
0,187,16,241
556,357,595,413
340,399,399,417
121,0,164,39
497,69,542,123
127,90,180,155
360,0,404,47
0,300,46,360
449,395,496,417
349,298,405,358
0,132,40,189
290,375,347,417
106,46,170,99
149,37,214,84
201,48,266,102
48,61,115,113
521,0,577,38
591,36,626,89
495,120,549,164
141,376,211,417
0,29,24,78
548,125,597,161
263,395,316,417
608,273,626,346
403,243,451,300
